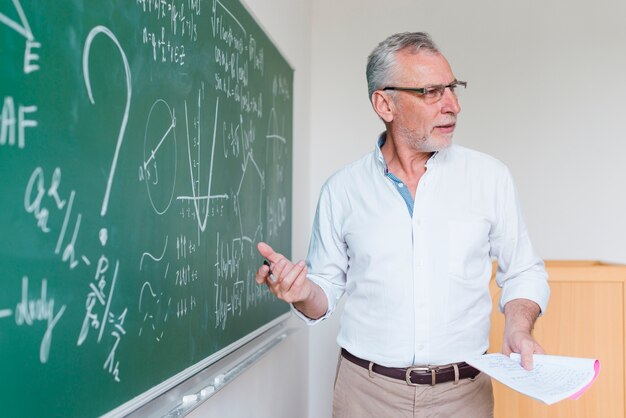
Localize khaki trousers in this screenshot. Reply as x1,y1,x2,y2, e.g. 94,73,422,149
333,354,494,418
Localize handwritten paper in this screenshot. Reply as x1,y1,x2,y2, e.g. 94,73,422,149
466,353,600,405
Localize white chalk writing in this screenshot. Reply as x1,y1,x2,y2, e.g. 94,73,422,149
14,276,66,363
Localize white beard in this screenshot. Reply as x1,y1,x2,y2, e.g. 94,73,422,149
415,134,452,152
400,127,453,152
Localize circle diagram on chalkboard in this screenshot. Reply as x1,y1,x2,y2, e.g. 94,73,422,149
142,99,177,215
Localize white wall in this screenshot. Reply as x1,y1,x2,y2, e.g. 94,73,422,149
187,0,313,417
308,0,626,416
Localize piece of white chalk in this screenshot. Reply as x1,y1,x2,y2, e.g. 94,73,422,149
214,374,225,385
182,394,198,404
263,260,277,282
200,386,215,397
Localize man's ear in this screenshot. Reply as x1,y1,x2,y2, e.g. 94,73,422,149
371,90,394,123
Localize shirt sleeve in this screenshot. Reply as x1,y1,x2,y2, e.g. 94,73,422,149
291,182,349,325
490,168,550,315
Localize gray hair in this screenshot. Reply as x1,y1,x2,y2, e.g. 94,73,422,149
366,32,440,101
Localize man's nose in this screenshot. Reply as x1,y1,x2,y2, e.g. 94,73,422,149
441,87,461,114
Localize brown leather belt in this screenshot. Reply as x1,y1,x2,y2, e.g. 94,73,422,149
341,348,480,386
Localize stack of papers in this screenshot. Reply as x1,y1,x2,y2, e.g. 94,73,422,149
466,353,600,405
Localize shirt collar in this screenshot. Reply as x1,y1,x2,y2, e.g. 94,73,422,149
375,131,448,173
375,132,389,174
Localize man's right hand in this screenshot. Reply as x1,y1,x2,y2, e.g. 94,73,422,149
255,242,328,319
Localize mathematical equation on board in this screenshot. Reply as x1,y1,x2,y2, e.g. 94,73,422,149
0,0,291,385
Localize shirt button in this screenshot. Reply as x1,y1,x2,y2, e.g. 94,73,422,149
416,344,425,351
398,183,404,188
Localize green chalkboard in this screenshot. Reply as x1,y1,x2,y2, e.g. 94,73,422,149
0,0,292,416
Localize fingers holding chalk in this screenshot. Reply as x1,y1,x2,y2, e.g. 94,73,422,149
263,259,277,282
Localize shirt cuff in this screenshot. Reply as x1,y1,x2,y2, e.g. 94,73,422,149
499,276,550,315
290,304,329,325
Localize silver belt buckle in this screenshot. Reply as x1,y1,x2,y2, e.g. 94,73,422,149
405,366,436,386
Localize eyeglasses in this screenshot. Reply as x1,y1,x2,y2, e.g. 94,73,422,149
382,80,467,104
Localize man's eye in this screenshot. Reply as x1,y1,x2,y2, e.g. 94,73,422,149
424,88,441,98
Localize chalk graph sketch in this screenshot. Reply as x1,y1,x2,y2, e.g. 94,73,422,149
142,99,178,215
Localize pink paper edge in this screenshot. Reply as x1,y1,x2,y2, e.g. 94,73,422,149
569,360,600,400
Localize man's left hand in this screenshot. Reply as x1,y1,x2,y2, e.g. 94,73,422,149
502,298,545,370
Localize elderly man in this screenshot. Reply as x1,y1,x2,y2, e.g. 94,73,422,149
256,32,549,418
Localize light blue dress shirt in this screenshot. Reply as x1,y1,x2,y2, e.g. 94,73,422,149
295,134,550,367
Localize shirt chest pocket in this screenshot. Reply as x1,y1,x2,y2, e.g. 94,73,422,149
447,220,491,278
